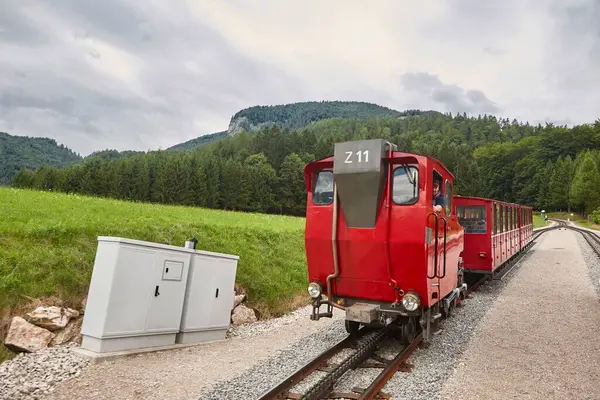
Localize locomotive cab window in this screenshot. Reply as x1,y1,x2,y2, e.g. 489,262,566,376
313,170,334,205
456,206,487,234
445,181,453,215
392,165,419,205
431,169,445,211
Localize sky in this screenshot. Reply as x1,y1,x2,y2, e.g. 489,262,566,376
0,0,599,156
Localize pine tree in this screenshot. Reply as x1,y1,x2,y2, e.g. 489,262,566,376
548,157,568,210
278,153,307,215
570,151,600,214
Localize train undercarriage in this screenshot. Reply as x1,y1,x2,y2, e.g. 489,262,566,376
310,273,468,344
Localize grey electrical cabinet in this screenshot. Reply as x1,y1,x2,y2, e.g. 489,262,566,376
176,251,239,344
81,237,194,353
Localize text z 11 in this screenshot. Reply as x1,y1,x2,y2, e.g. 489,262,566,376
345,150,369,163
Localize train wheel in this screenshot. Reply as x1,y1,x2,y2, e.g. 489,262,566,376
345,320,360,335
400,316,417,344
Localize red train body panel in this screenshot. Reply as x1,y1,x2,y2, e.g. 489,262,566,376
454,196,533,274
303,139,467,341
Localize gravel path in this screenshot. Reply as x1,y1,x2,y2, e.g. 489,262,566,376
0,305,344,400
440,228,600,399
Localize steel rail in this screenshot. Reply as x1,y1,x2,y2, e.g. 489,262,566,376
357,332,423,400
301,328,390,400
553,220,600,258
256,332,360,400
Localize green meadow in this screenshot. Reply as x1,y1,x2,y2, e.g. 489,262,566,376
0,187,309,323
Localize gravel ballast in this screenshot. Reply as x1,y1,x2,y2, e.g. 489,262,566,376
0,343,89,400
574,229,600,299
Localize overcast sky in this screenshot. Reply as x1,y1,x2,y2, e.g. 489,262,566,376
0,0,598,156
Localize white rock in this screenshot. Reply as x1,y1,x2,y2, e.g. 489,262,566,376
4,317,55,353
233,294,245,308
231,304,257,325
25,306,80,331
51,317,83,346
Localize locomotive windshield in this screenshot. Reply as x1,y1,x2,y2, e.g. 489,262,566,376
392,165,419,204
313,170,334,204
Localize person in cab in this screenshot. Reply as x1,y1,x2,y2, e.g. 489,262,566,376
433,181,445,213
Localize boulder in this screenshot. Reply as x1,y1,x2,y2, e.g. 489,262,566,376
233,294,245,308
25,306,80,331
231,304,257,325
51,317,83,346
4,317,55,353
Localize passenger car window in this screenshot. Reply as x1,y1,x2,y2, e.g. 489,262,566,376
392,166,419,205
456,206,487,234
313,171,334,205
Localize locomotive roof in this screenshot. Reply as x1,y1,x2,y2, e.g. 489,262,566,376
305,151,455,179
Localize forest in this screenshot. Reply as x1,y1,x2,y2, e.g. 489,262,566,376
10,111,600,222
0,132,81,185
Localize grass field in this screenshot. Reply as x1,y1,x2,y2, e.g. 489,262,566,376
533,214,547,229
0,187,309,360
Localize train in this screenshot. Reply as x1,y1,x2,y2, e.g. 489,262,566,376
302,138,533,343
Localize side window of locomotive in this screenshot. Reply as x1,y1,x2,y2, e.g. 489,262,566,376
456,205,486,234
313,171,334,205
445,181,452,215
392,166,419,205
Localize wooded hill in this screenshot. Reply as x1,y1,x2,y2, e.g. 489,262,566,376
12,110,600,221
169,102,430,151
0,132,81,185
0,102,426,181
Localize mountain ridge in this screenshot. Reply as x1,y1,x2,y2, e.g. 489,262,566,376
169,101,439,151
1,101,440,183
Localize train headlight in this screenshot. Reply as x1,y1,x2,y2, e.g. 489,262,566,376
402,292,420,311
308,282,322,299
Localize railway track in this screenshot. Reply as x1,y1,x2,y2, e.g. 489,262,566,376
257,326,422,400
257,224,566,400
549,218,600,257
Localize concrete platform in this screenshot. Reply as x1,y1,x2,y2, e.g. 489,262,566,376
72,338,225,364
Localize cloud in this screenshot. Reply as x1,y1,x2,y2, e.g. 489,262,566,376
399,73,500,115
0,0,599,155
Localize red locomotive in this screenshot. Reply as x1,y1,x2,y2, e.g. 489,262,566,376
303,139,467,343
454,196,533,276
303,139,533,343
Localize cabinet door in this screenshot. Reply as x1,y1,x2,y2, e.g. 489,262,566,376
145,251,190,332
104,245,156,336
210,259,237,328
180,257,214,331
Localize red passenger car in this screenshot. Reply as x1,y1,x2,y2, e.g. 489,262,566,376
453,196,533,277
303,139,467,342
